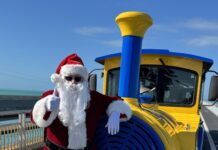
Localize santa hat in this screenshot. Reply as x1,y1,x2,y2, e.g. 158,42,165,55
51,53,88,84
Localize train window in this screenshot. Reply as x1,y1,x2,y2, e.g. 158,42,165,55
155,67,197,106
107,66,198,106
106,68,120,96
140,67,158,94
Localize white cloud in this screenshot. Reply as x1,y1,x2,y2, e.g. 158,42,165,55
188,36,218,47
102,40,122,47
182,19,218,30
73,27,113,36
152,19,218,33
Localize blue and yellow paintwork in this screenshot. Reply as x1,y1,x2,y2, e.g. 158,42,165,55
115,11,153,37
116,12,153,99
95,12,213,150
96,50,213,149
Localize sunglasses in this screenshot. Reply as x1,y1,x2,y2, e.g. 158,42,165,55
64,75,83,83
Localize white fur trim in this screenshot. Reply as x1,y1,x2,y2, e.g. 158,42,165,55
32,96,58,127
51,73,61,83
68,123,87,149
107,101,132,120
60,64,88,80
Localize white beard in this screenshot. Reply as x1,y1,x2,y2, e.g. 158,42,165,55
56,80,91,149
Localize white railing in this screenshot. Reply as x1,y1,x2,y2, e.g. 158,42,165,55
0,110,44,150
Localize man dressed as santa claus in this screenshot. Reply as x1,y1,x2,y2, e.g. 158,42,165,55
31,53,132,150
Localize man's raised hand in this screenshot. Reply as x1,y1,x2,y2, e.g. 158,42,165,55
46,88,60,112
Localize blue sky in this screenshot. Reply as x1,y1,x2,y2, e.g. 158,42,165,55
0,0,218,98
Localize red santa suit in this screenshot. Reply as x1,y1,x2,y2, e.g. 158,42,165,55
30,54,132,150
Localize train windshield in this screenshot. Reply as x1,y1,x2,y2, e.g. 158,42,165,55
107,66,198,106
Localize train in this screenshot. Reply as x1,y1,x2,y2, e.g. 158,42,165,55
88,12,218,150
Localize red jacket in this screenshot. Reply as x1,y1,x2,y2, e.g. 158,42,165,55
30,90,132,150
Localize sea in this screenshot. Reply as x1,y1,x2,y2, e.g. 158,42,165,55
0,89,42,96
0,89,42,125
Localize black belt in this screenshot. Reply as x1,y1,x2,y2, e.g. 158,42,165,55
45,138,84,150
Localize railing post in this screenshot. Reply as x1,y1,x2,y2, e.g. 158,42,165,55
19,113,26,150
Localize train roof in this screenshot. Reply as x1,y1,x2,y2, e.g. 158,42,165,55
95,49,213,73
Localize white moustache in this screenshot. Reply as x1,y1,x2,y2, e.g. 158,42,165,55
65,82,83,92
57,81,90,127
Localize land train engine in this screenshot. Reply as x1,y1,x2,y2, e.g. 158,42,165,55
90,12,218,150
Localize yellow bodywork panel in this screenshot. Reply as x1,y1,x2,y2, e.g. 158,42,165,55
102,54,203,150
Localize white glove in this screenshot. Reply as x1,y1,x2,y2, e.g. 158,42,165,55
105,111,120,135
46,89,60,112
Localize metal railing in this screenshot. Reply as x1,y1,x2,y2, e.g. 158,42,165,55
0,110,44,150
